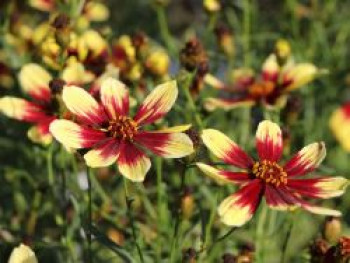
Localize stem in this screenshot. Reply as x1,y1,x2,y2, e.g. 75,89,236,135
156,157,163,263
256,203,268,263
239,107,251,147
281,215,294,263
89,169,109,203
46,143,54,186
123,178,144,263
169,163,187,263
87,167,93,263
243,0,251,67
155,5,176,55
182,72,204,130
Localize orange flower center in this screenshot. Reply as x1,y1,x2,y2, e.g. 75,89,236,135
248,81,275,97
252,160,287,187
107,116,138,140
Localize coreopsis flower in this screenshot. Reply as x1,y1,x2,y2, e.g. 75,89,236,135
50,78,194,182
204,53,319,111
8,243,37,263
196,120,348,226
0,63,93,144
330,103,350,152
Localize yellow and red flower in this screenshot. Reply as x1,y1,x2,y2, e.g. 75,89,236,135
330,103,350,152
205,54,319,111
197,120,348,226
0,63,93,144
50,78,194,182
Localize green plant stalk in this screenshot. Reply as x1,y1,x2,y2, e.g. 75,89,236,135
156,5,176,55
281,215,294,263
46,143,54,187
156,157,163,263
240,107,251,147
256,203,268,263
87,167,93,263
88,169,109,203
182,72,204,130
243,0,251,67
123,178,145,263
169,163,188,263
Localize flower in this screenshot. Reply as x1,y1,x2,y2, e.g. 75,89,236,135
330,103,350,152
8,244,37,263
0,63,93,144
204,53,319,111
196,120,348,226
50,78,194,182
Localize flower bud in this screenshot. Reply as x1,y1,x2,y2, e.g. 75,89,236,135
181,187,195,219
323,216,342,244
8,244,38,263
49,78,66,94
274,39,291,65
107,228,125,246
145,49,170,77
204,0,221,13
215,25,234,57
222,253,236,263
309,238,329,263
180,38,208,72
182,248,197,263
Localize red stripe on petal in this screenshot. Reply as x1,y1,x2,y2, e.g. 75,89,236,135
28,87,52,103
219,170,252,183
84,138,120,168
256,120,283,162
265,184,299,210
134,131,169,156
218,179,263,226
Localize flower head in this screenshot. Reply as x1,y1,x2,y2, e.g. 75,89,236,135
197,120,348,226
205,53,319,111
50,78,194,182
8,244,37,263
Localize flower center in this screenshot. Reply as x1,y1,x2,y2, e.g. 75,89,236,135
252,160,287,187
107,116,138,140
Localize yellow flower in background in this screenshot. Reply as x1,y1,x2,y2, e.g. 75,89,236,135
204,0,221,12
145,49,170,77
8,244,37,263
330,103,350,152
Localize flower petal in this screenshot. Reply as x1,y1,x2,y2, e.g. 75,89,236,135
218,180,263,226
27,119,54,145
284,142,326,177
329,103,350,152
133,80,178,125
265,185,300,210
196,162,251,185
0,96,49,122
201,129,254,169
62,85,108,125
256,120,283,162
62,62,95,85
18,63,52,102
50,119,106,149
100,77,129,118
134,131,194,158
282,63,318,91
262,54,279,82
204,97,255,111
149,124,192,133
84,139,120,168
117,141,151,182
287,177,349,199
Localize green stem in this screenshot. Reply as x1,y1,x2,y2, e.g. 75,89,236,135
46,143,54,187
89,170,109,203
123,178,145,263
243,0,251,67
205,227,237,255
155,5,176,55
169,163,187,263
281,215,294,263
256,203,268,263
87,167,93,263
156,157,163,263
182,72,204,130
239,107,251,147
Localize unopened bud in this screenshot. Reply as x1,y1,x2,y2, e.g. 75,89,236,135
181,187,194,219
107,228,125,246
180,38,208,72
275,39,291,65
323,216,342,244
215,25,234,57
222,253,236,263
182,248,197,263
309,238,329,263
49,78,66,94
52,14,70,30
